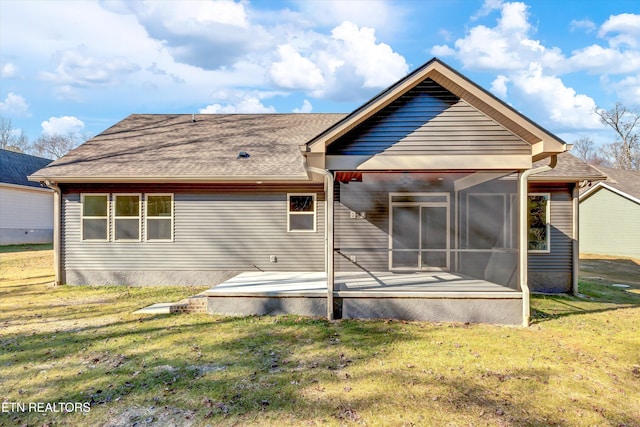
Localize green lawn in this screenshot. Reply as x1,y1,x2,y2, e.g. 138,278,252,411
1,248,639,426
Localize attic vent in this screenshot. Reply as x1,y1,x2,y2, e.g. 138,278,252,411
237,151,250,159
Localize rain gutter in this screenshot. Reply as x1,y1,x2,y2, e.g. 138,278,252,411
305,165,335,321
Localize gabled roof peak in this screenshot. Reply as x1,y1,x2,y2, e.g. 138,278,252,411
306,57,566,161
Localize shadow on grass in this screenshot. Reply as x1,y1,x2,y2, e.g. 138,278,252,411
579,257,640,289
0,243,53,253
531,281,640,323
0,312,592,427
4,310,636,427
2,265,639,426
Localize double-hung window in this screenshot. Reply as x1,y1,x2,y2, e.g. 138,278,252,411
146,194,173,241
82,194,109,241
114,194,141,241
287,194,316,232
527,193,550,252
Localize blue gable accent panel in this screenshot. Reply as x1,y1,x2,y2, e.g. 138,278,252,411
327,78,530,157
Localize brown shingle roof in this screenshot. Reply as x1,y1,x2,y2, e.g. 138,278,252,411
30,114,347,182
582,166,640,201
531,152,607,182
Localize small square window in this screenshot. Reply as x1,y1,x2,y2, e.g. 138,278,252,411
288,194,316,232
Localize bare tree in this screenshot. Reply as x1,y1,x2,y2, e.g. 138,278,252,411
571,137,609,166
33,132,83,159
0,116,30,153
595,103,640,170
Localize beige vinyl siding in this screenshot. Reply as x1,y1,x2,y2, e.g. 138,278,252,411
580,187,640,258
61,192,325,279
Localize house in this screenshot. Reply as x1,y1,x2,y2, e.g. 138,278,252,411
29,58,604,325
0,149,53,245
529,153,606,292
579,166,640,259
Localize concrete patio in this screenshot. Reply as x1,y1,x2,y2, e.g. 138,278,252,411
204,271,523,324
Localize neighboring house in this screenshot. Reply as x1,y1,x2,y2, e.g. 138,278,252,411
29,58,603,325
579,166,640,259
0,149,53,245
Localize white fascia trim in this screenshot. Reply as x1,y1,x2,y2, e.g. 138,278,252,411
579,182,640,205
0,182,54,193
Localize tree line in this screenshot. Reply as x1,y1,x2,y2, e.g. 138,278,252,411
0,116,85,160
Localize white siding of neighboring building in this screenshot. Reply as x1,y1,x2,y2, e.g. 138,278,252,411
0,184,54,245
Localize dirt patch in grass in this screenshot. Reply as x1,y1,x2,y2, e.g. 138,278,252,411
1,247,640,427
579,254,640,290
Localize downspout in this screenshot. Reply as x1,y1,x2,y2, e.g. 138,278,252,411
43,180,62,286
305,165,335,321
519,155,557,327
572,185,579,296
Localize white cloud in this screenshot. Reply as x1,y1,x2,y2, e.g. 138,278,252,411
452,2,534,71
270,45,325,90
0,92,30,117
568,44,640,74
1,62,19,78
330,22,407,88
490,75,510,98
431,44,456,57
124,0,265,70
270,22,408,101
570,19,596,33
599,13,640,48
510,63,601,128
199,90,277,114
610,74,640,106
40,46,140,88
293,99,313,113
432,2,621,130
41,116,85,135
294,0,406,36
471,0,503,21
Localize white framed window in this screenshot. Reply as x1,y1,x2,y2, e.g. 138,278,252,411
146,194,173,241
287,193,316,232
528,193,550,253
113,194,141,241
81,194,109,241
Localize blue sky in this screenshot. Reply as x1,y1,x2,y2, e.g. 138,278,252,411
1,0,639,148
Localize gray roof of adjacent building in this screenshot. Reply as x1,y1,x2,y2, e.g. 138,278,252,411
581,165,640,203
0,149,52,188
